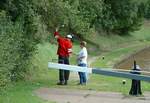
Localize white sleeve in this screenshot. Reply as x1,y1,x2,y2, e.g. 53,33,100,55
82,48,87,57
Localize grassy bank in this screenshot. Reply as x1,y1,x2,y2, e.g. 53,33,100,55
1,42,150,103
89,21,150,68
91,41,150,68
0,82,55,103
1,21,150,103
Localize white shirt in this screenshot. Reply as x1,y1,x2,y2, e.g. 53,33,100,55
78,47,88,64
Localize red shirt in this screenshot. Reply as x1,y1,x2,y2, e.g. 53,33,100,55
54,31,59,37
54,32,72,57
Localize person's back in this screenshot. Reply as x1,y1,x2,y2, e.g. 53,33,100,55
53,28,73,85
57,37,69,57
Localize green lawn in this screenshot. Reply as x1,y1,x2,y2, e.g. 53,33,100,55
90,21,150,68
91,41,150,68
1,74,150,103
1,42,150,103
1,21,150,103
0,82,55,103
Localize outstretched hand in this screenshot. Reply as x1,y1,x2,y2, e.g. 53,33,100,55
55,27,59,32
72,52,78,56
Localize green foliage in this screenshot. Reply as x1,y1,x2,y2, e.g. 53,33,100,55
67,0,145,35
145,0,150,19
0,0,149,89
0,11,23,87
0,0,48,88
98,0,144,34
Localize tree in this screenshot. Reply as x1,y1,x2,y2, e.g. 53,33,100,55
0,0,48,84
145,0,150,19
97,0,144,35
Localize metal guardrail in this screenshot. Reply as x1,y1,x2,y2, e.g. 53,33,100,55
92,68,150,82
48,62,150,82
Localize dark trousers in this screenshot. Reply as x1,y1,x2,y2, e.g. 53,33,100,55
58,56,70,82
78,63,87,84
129,79,142,95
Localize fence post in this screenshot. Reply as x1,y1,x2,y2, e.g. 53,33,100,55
129,60,142,95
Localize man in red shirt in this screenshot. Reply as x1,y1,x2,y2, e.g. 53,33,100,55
54,28,72,85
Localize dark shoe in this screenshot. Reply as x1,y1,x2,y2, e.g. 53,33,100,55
77,83,86,86
64,81,68,85
57,82,64,85
77,83,82,85
82,83,86,85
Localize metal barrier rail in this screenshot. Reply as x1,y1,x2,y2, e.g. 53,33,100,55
48,62,150,82
92,68,150,82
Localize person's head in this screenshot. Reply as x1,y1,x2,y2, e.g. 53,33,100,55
66,34,72,40
80,41,87,48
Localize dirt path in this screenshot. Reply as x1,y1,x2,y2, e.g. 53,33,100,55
35,88,150,103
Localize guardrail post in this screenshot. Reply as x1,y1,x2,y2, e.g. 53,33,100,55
129,60,142,96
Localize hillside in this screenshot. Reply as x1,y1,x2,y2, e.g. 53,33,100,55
23,20,150,84
87,20,150,68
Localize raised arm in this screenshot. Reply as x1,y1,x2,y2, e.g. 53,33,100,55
54,27,60,39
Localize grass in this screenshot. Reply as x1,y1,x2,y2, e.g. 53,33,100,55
1,42,150,103
0,82,55,103
1,74,150,103
86,21,150,56
23,42,150,94
89,20,150,68
1,21,150,103
132,20,150,41
91,41,150,68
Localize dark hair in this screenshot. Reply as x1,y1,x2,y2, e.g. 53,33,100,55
80,41,87,47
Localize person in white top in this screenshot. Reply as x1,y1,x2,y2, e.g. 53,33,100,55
77,41,88,85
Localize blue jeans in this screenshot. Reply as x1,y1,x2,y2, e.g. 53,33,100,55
78,63,87,84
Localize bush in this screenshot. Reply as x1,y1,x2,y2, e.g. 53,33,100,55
0,0,50,89
145,0,150,19
0,11,23,87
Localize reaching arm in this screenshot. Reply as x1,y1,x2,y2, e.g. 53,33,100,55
72,52,78,56
54,27,60,39
78,56,85,60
